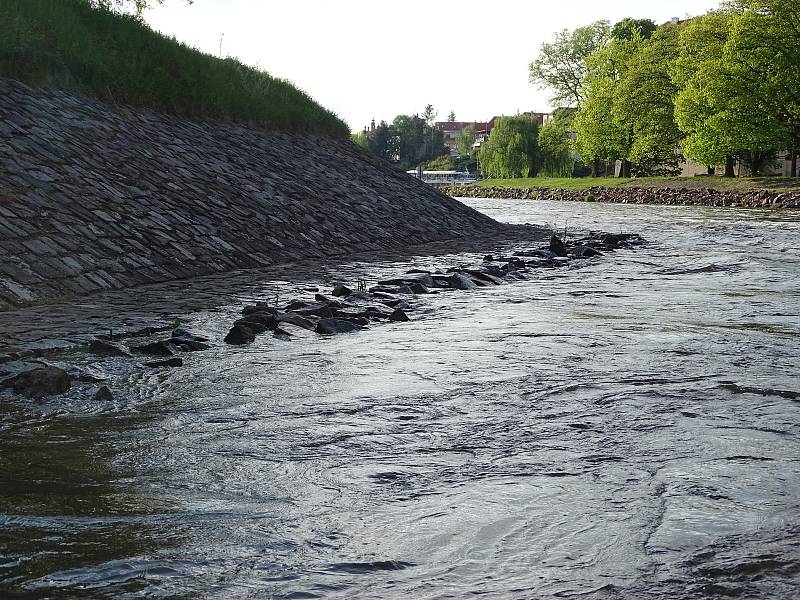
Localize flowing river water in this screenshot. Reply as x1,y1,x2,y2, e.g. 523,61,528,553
1,198,799,599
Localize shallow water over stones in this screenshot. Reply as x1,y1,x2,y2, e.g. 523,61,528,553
1,199,799,599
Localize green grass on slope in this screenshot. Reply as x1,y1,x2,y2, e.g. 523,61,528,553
0,0,349,137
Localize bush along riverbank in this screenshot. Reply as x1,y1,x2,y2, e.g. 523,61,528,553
0,231,643,400
442,185,800,208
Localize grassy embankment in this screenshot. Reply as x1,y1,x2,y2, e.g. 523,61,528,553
472,177,800,192
0,0,349,137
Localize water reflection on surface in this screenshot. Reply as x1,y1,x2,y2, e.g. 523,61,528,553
2,199,799,598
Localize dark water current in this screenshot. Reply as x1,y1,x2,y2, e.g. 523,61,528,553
2,198,799,599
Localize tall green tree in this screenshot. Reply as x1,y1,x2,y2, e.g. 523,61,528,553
538,118,574,177
391,114,447,170
614,24,683,175
479,116,540,178
727,0,800,175
528,21,610,108
456,125,476,157
672,9,788,175
573,34,640,176
422,104,438,126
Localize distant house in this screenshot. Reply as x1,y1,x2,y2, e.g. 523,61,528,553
435,112,552,156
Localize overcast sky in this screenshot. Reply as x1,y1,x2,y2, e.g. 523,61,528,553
143,0,722,131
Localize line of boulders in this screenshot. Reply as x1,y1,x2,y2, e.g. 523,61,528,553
442,185,800,209
1,230,643,399
223,230,644,346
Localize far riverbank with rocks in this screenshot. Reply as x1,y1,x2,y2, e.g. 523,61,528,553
442,185,800,209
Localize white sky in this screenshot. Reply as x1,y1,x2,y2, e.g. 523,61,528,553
143,0,722,131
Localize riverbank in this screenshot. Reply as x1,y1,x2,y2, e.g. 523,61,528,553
471,176,800,192
0,77,513,311
442,184,800,208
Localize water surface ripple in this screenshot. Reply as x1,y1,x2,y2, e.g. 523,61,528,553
2,199,799,599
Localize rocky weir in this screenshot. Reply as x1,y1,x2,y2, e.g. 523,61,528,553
443,184,800,208
0,231,642,400
0,77,511,311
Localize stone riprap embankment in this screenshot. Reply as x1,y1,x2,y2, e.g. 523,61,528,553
443,185,800,208
0,77,509,311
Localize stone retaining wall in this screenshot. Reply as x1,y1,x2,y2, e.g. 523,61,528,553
0,77,507,310
444,185,800,208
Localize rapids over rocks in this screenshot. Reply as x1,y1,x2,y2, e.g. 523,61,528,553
1,198,799,599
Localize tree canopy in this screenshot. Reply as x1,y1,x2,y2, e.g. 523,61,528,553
528,21,610,108
354,108,448,170
479,116,540,178
532,4,799,177
611,18,657,40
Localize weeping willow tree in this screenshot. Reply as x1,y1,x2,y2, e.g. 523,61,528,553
538,119,574,177
478,116,540,178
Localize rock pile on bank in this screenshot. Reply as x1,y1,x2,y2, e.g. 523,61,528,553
444,185,800,208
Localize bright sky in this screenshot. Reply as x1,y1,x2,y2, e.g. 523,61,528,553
143,0,722,131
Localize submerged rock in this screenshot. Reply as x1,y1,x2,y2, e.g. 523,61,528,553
12,367,71,398
315,318,362,334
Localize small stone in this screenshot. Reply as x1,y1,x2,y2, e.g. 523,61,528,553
234,318,268,334
144,357,183,368
389,309,409,322
447,272,477,290
89,338,132,357
132,340,179,356
315,318,362,334
278,312,317,330
549,234,568,257
332,284,352,297
224,323,256,345
94,385,114,401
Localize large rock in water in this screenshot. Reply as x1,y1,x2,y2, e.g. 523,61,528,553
12,367,71,398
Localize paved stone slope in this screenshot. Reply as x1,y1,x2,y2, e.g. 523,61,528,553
0,78,504,310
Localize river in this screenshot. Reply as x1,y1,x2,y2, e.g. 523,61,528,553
1,198,799,599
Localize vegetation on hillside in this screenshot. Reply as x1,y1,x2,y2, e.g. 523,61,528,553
529,0,799,178
0,0,349,137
